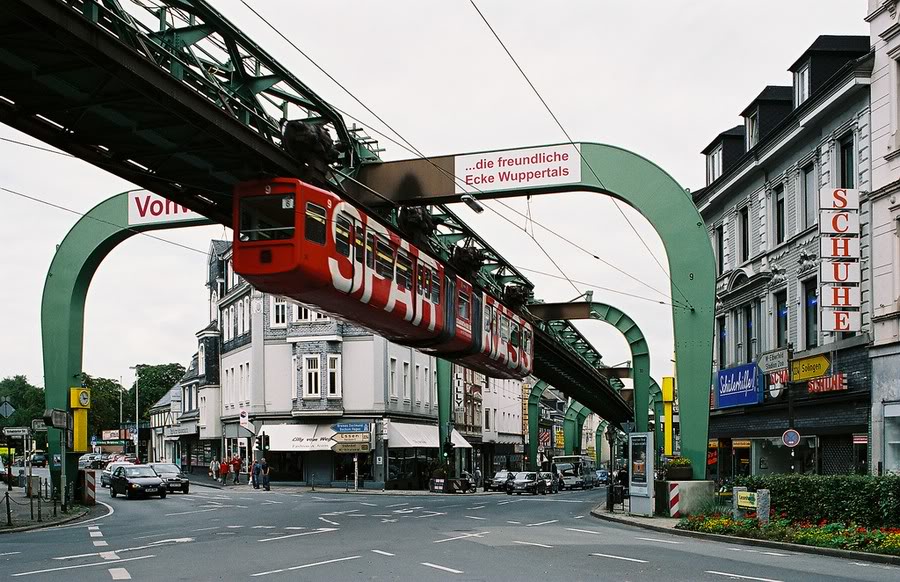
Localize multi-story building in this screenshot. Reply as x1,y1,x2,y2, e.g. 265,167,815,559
867,0,900,475
452,365,484,475
482,375,525,473
148,383,181,463
694,35,873,479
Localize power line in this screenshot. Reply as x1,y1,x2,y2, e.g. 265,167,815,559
515,266,680,308
467,0,694,310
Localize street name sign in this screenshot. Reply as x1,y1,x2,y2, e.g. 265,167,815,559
332,432,371,443
791,355,830,382
332,443,371,454
331,422,370,434
2,427,29,437
758,348,789,374
31,419,47,432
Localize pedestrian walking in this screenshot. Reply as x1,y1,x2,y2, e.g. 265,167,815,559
252,459,261,489
474,467,482,490
220,457,229,485
209,458,219,481
232,455,241,485
261,457,270,491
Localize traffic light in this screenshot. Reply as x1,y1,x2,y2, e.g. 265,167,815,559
442,440,455,459
262,433,270,452
255,434,263,451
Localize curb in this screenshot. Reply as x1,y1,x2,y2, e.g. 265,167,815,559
590,509,900,566
0,508,89,534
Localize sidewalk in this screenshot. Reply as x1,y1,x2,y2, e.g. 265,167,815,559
590,505,900,566
1,486,88,532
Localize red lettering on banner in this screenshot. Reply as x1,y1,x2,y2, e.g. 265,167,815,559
831,189,849,209
807,373,846,394
150,199,163,216
133,194,192,218
832,311,851,331
831,287,851,307
135,195,150,217
831,212,849,233
831,262,850,282
831,238,850,257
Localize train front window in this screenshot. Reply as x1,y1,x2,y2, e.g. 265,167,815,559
335,214,352,257
304,203,327,245
510,323,520,347
239,194,295,241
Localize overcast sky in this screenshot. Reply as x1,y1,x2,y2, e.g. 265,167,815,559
0,1,866,391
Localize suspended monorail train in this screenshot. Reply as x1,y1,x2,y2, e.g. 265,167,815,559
232,178,533,379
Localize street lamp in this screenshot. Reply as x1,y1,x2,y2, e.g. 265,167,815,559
129,366,140,462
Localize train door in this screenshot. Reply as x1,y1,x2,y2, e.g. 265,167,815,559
334,212,355,292
470,292,483,354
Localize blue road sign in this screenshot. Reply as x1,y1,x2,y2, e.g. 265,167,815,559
90,435,97,446
782,429,801,448
332,422,370,433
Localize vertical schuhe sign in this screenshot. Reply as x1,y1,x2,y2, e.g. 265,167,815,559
716,363,761,409
819,188,861,332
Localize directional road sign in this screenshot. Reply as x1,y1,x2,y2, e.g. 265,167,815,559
0,401,15,419
332,442,371,454
332,432,371,443
3,427,29,437
331,422,370,434
791,354,830,382
90,435,97,446
31,419,47,432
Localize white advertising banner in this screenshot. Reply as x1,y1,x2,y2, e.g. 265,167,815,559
819,188,860,211
820,237,860,259
821,309,862,333
127,190,204,226
820,285,861,308
454,144,581,194
821,261,861,284
819,210,860,234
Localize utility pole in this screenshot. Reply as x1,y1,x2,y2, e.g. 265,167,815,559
129,366,140,461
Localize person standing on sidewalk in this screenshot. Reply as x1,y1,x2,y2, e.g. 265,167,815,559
232,455,241,485
261,458,270,491
251,459,261,489
220,457,229,485
209,458,219,481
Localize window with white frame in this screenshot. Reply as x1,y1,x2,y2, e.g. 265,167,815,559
802,163,817,229
239,364,244,402
424,366,430,406
198,344,206,376
237,301,244,336
271,296,288,328
794,63,810,106
414,364,421,403
403,362,410,400
304,355,320,398
389,358,397,398
485,408,491,430
291,355,298,398
433,368,438,404
246,362,250,401
222,309,228,341
706,145,723,185
327,355,341,398
229,306,235,339
244,297,250,333
210,291,218,323
294,304,329,322
746,111,759,149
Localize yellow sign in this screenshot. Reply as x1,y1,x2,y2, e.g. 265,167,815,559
332,443,371,454
708,439,719,448
791,354,830,382
732,439,751,448
737,491,758,510
69,387,91,409
554,427,565,448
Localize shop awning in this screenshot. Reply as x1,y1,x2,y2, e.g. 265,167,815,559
387,422,472,449
259,423,335,452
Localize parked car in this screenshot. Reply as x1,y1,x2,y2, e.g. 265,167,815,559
149,463,190,494
78,454,103,469
595,469,609,485
506,471,547,495
540,471,559,494
485,470,514,492
101,461,133,488
30,453,47,468
109,464,166,499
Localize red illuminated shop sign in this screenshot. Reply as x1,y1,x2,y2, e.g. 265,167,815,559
807,373,847,394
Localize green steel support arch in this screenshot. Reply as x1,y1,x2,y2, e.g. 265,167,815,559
563,401,588,455
527,380,549,471
437,358,452,469
41,191,211,499
595,420,609,468
354,142,716,477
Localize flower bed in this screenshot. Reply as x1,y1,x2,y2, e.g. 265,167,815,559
676,514,900,556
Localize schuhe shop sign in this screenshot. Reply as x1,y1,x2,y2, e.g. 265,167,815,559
716,363,761,409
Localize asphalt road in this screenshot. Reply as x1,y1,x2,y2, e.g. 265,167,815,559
0,485,896,581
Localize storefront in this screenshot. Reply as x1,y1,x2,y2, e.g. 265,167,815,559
385,421,472,490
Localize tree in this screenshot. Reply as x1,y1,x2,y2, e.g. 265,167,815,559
0,375,47,448
80,374,125,438
126,363,185,422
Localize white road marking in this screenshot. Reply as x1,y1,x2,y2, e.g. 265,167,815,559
0,552,22,557
252,526,276,529
565,527,603,535
318,517,339,526
322,510,359,516
526,519,558,527
12,555,155,577
386,502,408,507
262,500,283,505
216,532,235,535
132,532,174,540
88,526,100,530
421,562,463,574
99,552,119,561
165,507,220,517
251,555,359,576
464,515,486,520
89,531,103,538
512,541,553,548
467,505,485,510
48,501,115,530
225,525,244,529
574,515,585,519
359,502,377,507
191,526,220,532
93,541,108,547
371,550,394,556
705,572,783,582
311,496,326,501
591,553,648,564
372,514,391,517
434,531,489,543
507,520,521,525
283,527,306,530
415,511,446,519
851,562,897,570
636,536,682,545
380,519,397,523
728,548,788,557
108,567,131,580
258,527,338,543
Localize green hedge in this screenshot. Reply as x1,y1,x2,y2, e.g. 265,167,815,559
735,474,900,528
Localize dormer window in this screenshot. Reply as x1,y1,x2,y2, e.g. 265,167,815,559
794,63,810,106
706,145,723,185
746,112,759,149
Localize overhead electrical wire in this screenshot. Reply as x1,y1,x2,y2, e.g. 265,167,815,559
467,0,694,311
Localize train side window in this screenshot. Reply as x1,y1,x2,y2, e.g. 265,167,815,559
366,234,375,269
304,203,327,245
458,290,471,321
354,225,365,263
335,214,352,257
375,237,394,279
395,250,413,289
417,265,428,296
431,272,441,304
510,323,520,347
484,305,493,332
522,329,532,353
500,315,510,341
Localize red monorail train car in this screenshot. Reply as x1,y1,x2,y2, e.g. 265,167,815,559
232,178,532,379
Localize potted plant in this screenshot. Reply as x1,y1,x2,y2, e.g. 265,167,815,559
664,456,693,481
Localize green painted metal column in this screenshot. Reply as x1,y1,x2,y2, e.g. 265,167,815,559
563,402,585,455
575,407,589,454
527,380,548,471
595,420,608,468
41,191,210,503
437,358,452,469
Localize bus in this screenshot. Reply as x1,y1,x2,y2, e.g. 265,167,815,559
553,455,597,490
